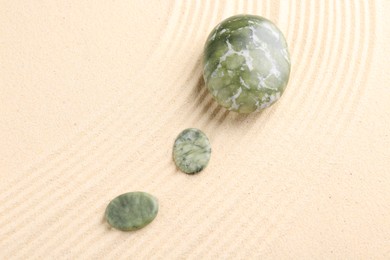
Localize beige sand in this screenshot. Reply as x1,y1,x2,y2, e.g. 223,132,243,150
0,0,389,259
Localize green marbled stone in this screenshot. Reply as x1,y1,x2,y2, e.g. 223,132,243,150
173,128,211,174
105,192,158,231
203,15,291,113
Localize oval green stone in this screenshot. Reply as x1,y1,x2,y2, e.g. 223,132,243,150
173,128,211,174
105,192,158,231
203,15,291,113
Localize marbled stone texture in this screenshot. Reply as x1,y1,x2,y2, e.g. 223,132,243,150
173,128,211,174
105,192,158,231
203,15,291,113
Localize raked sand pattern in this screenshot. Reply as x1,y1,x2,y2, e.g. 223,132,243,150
0,0,389,259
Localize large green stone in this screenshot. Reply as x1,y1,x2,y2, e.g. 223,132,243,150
173,128,211,174
203,15,291,113
105,192,158,231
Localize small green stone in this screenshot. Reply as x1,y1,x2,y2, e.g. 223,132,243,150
203,15,291,113
105,192,158,231
173,128,211,174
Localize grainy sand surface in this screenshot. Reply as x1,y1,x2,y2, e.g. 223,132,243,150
0,1,389,259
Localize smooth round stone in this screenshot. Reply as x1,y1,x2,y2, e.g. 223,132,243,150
203,15,291,113
173,128,211,174
105,192,158,231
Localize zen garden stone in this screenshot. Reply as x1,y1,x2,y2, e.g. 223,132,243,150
105,192,158,231
173,128,211,174
203,15,291,113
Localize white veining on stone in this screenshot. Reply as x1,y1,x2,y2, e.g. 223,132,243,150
258,92,281,110
281,48,290,63
240,76,250,89
263,22,280,40
203,15,290,113
229,87,242,110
